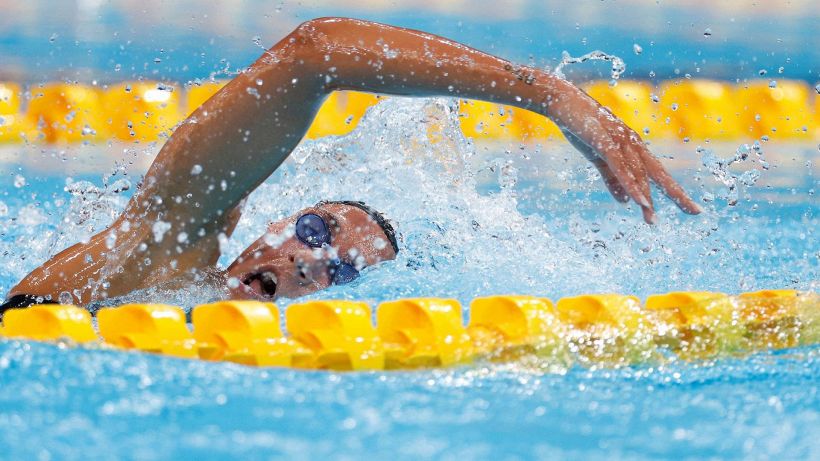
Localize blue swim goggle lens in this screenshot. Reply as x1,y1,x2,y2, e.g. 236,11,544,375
294,213,360,285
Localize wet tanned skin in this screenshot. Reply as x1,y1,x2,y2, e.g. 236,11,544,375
10,17,699,305
226,202,396,300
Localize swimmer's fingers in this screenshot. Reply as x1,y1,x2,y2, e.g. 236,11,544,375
595,129,655,222
560,127,629,202
637,144,703,215
624,136,656,223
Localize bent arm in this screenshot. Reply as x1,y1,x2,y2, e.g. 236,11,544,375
11,17,699,303
138,17,697,232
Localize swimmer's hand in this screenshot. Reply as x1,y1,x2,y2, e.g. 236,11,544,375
543,79,702,224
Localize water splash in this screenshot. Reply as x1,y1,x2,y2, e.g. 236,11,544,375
0,98,815,308
553,50,626,83
698,142,767,206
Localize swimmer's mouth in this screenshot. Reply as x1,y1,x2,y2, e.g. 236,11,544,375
241,270,278,299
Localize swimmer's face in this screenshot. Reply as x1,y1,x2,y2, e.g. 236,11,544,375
225,203,397,300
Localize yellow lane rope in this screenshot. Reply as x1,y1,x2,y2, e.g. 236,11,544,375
1,80,817,144
1,289,817,370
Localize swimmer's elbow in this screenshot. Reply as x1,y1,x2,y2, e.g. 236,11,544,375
287,17,351,54
287,17,378,56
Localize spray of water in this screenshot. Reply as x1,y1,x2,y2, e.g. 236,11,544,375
698,142,767,206
553,50,626,83
0,97,815,312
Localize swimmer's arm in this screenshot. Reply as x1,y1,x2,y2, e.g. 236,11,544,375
137,17,698,235
9,17,700,304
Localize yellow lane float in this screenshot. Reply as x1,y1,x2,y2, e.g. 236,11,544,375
0,79,816,144
377,298,473,368
0,82,37,143
25,83,109,143
1,290,817,371
103,82,182,142
467,295,562,358
305,90,382,139
736,80,814,139
287,300,384,370
193,300,311,367
97,304,197,358
584,80,669,139
658,80,741,141
185,80,228,116
2,304,97,343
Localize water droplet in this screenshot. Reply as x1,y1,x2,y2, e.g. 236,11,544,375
650,94,659,103
814,83,820,95
176,232,188,244
758,69,767,76
13,175,26,188
190,164,203,175
703,27,712,38
768,80,777,88
227,277,240,289
58,291,73,305
671,103,679,111
246,87,260,99
152,220,172,243
632,43,643,55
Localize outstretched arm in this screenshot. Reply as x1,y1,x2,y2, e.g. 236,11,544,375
11,17,700,303
143,17,699,231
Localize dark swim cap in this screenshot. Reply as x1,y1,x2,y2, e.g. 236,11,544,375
0,294,57,319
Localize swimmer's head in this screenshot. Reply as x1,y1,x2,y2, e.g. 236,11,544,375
225,201,398,300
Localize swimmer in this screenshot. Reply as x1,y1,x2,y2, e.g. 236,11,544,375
2,17,701,311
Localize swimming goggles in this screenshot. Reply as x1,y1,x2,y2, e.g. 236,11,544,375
294,213,360,285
